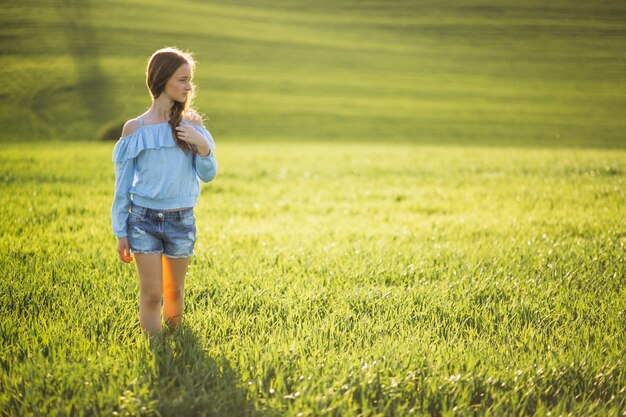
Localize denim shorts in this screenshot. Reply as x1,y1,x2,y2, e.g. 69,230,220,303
126,203,196,258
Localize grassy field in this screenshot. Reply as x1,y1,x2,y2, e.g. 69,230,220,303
1,0,625,146
1,0,625,415
0,141,624,416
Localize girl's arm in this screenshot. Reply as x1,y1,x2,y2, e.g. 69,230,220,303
111,157,135,238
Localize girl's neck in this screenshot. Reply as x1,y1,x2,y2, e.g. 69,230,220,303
146,96,175,123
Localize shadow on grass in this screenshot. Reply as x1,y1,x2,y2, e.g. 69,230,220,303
148,324,268,417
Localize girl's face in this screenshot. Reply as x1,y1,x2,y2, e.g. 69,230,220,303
165,63,193,103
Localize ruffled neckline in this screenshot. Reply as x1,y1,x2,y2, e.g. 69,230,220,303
118,120,189,140
112,121,216,162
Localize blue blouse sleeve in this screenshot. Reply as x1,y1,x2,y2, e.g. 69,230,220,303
111,135,140,238
192,125,218,183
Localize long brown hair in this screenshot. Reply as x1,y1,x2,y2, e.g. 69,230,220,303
146,47,198,154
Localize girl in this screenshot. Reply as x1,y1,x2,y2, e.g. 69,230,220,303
111,47,217,337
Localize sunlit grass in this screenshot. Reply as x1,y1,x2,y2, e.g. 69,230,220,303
0,141,624,416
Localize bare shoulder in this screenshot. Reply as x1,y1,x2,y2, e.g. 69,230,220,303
121,118,142,137
183,111,204,126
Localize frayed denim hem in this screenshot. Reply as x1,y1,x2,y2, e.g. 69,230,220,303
163,252,195,259
130,249,163,255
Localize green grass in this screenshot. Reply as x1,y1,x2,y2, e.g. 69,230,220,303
1,0,625,415
1,0,625,147
0,141,624,416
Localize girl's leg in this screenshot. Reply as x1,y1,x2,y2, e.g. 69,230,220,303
162,254,190,334
135,253,164,336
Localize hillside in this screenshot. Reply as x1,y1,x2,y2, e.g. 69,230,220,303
1,0,625,146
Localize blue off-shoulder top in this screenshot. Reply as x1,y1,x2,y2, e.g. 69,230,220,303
111,117,217,238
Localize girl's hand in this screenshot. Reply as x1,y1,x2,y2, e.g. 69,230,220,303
175,124,203,145
117,237,133,263
175,124,211,156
